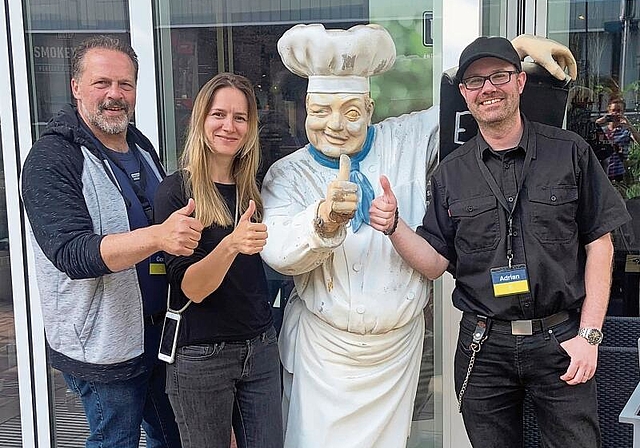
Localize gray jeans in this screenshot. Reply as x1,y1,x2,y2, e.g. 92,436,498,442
166,327,283,448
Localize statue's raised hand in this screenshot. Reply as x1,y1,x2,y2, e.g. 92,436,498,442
512,34,578,81
317,155,358,236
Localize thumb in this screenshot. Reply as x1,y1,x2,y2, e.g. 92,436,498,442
549,45,577,81
379,175,395,203
176,198,196,216
562,54,578,80
239,199,256,223
337,154,351,181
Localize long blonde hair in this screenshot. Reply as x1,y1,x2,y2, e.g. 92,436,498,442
180,73,262,227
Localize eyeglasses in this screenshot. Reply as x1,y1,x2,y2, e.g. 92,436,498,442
461,70,519,91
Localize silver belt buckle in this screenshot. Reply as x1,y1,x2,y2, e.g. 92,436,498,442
511,320,533,336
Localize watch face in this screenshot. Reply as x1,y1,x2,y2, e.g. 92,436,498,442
589,329,602,345
587,329,603,345
579,327,604,345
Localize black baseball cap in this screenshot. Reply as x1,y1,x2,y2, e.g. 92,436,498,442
456,36,522,81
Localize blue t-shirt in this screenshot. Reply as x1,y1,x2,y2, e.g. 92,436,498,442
107,145,167,316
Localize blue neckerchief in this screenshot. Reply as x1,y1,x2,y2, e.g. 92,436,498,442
308,126,375,232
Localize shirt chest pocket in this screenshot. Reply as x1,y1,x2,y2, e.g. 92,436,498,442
449,195,500,253
527,185,578,243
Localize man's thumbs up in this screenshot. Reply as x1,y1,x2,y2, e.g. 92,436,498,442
369,175,398,234
379,175,396,204
160,198,203,256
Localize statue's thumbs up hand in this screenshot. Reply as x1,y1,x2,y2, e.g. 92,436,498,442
317,154,358,235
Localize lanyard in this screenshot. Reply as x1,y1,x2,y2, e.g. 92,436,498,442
78,119,156,225
475,140,533,267
102,145,155,225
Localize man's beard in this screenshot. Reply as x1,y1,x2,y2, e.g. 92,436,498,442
82,99,132,135
471,94,519,128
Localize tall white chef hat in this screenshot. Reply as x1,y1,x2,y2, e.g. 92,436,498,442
277,23,396,94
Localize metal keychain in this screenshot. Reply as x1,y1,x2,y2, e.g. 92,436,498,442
457,316,489,412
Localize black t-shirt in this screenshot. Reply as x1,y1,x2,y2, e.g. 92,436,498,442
418,117,631,320
154,171,273,345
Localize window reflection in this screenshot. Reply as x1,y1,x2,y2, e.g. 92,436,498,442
554,0,639,318
482,0,506,36
547,4,639,443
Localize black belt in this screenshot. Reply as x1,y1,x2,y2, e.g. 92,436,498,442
464,310,574,336
144,311,166,326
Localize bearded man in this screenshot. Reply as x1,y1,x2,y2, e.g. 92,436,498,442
21,35,203,448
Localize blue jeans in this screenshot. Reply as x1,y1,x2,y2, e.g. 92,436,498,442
63,323,181,448
454,314,600,448
166,326,283,448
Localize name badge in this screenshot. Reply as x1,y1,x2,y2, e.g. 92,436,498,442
490,264,530,297
149,253,166,275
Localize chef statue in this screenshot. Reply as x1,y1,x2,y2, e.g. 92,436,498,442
261,23,577,448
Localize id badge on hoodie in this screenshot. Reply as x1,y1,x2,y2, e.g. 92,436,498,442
149,253,166,275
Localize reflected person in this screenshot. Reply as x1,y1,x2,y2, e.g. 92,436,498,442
595,97,640,182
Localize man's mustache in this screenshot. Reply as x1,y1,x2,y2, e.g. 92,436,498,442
98,100,130,114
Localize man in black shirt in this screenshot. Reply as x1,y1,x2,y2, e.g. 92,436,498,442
370,36,631,447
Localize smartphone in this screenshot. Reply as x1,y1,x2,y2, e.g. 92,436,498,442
158,311,181,364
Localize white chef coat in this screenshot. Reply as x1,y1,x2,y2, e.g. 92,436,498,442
261,106,439,448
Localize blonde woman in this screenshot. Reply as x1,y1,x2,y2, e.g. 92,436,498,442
154,73,283,448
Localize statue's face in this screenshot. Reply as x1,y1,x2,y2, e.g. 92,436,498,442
305,93,372,158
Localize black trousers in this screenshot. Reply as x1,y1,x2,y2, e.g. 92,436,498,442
455,316,600,448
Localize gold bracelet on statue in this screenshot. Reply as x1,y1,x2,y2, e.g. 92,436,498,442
313,201,335,238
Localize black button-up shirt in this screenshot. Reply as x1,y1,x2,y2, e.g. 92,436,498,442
417,117,631,320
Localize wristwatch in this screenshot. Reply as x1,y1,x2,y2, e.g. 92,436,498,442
578,327,604,345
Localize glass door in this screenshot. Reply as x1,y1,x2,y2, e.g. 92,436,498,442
547,0,639,318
